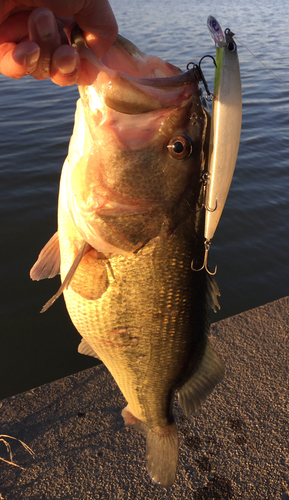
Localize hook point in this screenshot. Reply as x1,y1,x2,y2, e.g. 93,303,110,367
191,240,217,275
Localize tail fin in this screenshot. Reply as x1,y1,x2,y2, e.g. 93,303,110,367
146,423,178,487
122,405,178,487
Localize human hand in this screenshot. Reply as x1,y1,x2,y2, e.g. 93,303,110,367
0,1,118,85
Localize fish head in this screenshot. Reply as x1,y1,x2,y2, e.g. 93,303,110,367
65,33,209,255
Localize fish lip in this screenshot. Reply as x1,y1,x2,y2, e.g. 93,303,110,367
100,71,202,115
121,66,200,89
72,26,202,114
71,25,201,91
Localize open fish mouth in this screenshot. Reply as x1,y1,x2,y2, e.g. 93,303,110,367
66,26,208,255
71,26,201,115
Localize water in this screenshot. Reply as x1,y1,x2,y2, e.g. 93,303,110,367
0,0,288,400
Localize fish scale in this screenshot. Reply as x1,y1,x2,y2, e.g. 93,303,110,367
61,210,208,429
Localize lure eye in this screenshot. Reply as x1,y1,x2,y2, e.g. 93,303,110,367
211,20,219,31
227,41,236,52
167,135,192,160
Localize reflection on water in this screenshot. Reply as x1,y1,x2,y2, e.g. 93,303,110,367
0,0,288,399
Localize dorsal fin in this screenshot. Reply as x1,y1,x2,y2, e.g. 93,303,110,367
207,274,221,313
30,232,60,281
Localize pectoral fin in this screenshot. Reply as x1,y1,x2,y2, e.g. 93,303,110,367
40,242,90,313
178,342,224,416
30,232,60,280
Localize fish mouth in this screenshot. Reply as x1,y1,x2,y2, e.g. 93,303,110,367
71,26,201,114
66,26,207,256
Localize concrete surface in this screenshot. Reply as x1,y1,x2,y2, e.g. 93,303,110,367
0,297,288,499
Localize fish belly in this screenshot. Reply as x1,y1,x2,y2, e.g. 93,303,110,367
59,196,208,429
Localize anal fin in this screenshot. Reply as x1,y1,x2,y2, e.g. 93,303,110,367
122,405,178,487
178,342,224,416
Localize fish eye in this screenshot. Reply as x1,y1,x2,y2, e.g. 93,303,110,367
227,41,236,52
167,135,192,160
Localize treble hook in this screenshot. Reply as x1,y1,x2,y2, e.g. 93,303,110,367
191,240,217,276
205,200,218,212
201,171,218,212
199,55,216,101
186,172,218,214
186,55,216,101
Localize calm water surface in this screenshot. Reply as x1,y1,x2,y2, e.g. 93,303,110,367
0,0,288,399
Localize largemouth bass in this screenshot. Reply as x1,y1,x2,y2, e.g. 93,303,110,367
31,28,224,486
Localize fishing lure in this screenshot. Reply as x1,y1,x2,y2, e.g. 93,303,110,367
193,16,242,275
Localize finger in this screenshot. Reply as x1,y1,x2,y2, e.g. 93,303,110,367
0,40,40,78
0,10,39,78
50,44,81,86
74,0,118,58
0,11,31,44
28,7,61,80
33,0,118,58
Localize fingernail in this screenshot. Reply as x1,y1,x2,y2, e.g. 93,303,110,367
34,10,56,40
58,54,77,75
26,47,40,69
13,45,40,69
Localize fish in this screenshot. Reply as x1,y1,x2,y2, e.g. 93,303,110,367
30,26,226,486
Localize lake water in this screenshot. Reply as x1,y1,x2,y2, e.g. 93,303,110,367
0,0,289,399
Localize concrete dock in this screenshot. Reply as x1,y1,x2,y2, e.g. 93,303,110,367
0,297,288,499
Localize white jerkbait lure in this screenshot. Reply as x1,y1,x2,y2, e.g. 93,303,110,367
193,16,242,275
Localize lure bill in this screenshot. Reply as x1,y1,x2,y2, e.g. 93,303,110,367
205,16,242,244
